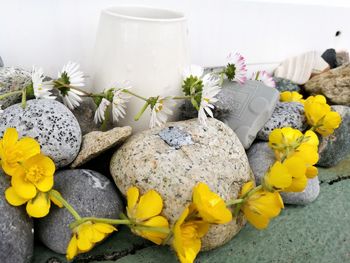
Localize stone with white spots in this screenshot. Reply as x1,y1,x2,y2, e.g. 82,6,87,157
0,99,81,167
36,169,123,254
110,118,253,250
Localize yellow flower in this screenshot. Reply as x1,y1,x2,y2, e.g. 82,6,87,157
304,95,341,136
192,182,232,224
280,91,305,104
0,127,41,176
5,188,62,218
10,153,55,200
66,221,116,260
282,156,308,192
173,205,209,263
239,181,284,230
126,187,169,245
263,161,292,191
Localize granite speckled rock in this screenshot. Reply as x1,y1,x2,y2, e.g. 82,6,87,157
257,102,307,141
247,142,320,205
71,126,132,168
37,169,123,254
110,118,252,250
0,67,31,108
0,172,34,263
304,63,350,106
0,99,82,168
318,105,350,167
273,77,301,92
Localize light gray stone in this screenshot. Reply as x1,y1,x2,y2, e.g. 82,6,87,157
0,99,82,168
0,172,34,263
110,118,253,251
318,105,350,167
281,177,320,205
71,97,100,135
36,169,123,254
219,80,279,149
71,126,132,168
247,142,320,205
257,102,308,141
158,126,193,149
0,67,31,108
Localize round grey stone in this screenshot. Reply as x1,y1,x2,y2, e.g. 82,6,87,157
273,77,301,92
0,67,31,109
36,169,124,254
110,118,253,251
257,101,308,141
0,99,82,168
71,97,100,135
318,105,350,167
247,142,320,205
0,172,34,263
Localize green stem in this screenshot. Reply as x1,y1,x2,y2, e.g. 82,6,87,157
123,89,148,101
48,189,81,220
101,104,111,131
70,217,131,230
53,80,91,96
225,198,244,207
21,88,27,108
134,101,149,121
172,96,191,100
0,90,22,100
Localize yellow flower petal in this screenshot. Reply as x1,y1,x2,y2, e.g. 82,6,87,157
240,181,255,196
192,183,232,224
280,91,304,104
283,156,308,192
26,192,51,218
76,224,94,252
135,190,163,221
306,166,318,179
11,174,37,199
294,144,319,165
66,235,78,261
2,128,18,148
93,223,117,234
303,130,319,147
50,194,63,208
16,137,41,161
91,225,107,243
242,206,270,230
138,216,169,245
264,161,292,191
126,186,139,216
5,186,29,206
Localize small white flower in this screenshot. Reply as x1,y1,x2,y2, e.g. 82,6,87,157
251,71,276,88
183,65,204,79
149,97,174,129
94,98,111,124
111,83,131,123
227,52,247,84
62,89,84,110
59,61,85,87
31,66,55,100
198,74,221,126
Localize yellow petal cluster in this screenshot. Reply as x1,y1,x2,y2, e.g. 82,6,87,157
304,95,341,136
280,91,305,104
126,187,169,245
173,205,209,263
172,182,232,263
66,221,116,260
239,181,284,230
0,128,59,218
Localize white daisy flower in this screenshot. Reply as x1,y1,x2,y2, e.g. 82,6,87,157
112,85,131,123
251,71,276,88
94,98,111,124
59,61,85,87
183,64,204,79
226,52,247,84
149,97,174,128
198,74,221,126
31,66,55,100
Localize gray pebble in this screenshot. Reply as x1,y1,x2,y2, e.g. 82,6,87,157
273,77,301,92
281,177,320,205
0,99,82,168
0,172,34,263
36,169,124,254
257,101,307,141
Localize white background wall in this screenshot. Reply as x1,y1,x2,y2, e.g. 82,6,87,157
1,0,350,77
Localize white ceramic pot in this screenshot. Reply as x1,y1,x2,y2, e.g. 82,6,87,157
92,6,189,132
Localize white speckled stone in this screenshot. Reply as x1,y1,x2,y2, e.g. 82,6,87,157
0,67,31,108
0,99,82,167
110,118,253,251
257,102,308,141
247,142,320,205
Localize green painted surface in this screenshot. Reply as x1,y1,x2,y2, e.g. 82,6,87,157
33,159,350,263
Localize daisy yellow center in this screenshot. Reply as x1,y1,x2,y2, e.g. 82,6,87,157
156,103,163,112
25,165,45,183
204,98,209,103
